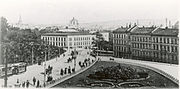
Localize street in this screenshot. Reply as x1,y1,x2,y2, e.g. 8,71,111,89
0,48,94,88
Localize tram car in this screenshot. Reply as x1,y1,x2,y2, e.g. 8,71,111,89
0,62,27,77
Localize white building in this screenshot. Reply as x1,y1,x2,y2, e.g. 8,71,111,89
41,32,95,49
99,31,110,41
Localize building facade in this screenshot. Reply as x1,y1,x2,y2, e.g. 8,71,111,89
41,32,95,49
151,28,178,64
113,26,179,64
113,26,136,59
99,31,110,41
130,26,157,61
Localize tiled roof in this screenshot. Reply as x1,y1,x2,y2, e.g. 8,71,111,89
42,32,93,36
131,27,156,34
152,28,178,36
113,27,130,33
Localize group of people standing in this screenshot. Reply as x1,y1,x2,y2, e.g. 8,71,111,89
60,66,75,76
79,58,94,68
33,77,41,88
15,77,41,88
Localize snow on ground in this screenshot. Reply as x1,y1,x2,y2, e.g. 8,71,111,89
0,48,93,88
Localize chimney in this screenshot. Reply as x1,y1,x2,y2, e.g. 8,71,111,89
165,18,168,28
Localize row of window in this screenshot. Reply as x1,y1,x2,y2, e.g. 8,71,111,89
132,43,151,49
131,36,150,42
42,36,66,42
114,46,129,53
113,34,127,39
152,44,178,52
73,37,92,41
132,50,178,61
69,41,92,46
152,37,178,44
114,40,127,45
113,34,178,44
46,41,66,47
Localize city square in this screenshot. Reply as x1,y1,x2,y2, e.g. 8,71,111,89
0,0,179,88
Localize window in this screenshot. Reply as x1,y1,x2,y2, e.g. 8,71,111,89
160,38,162,43
164,38,166,43
167,38,169,44
175,39,177,44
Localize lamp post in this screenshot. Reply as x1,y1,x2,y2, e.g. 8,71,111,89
30,42,34,65
4,47,8,87
43,50,47,87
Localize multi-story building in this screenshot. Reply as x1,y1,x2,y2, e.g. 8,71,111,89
151,28,178,64
113,25,136,59
99,31,110,41
41,32,95,49
113,25,179,64
130,26,157,61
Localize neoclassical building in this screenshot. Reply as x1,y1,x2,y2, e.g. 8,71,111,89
41,32,95,49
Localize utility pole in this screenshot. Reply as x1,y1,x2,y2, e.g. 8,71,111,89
43,50,47,87
4,47,7,87
32,46,34,64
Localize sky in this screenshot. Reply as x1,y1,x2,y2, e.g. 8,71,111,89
0,0,179,25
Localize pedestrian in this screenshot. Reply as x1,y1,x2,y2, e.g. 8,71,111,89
22,82,25,88
15,79,21,87
68,66,71,74
64,68,67,74
60,69,64,76
33,77,36,85
26,80,29,88
36,80,40,88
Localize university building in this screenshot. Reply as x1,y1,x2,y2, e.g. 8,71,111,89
41,32,95,49
113,25,179,64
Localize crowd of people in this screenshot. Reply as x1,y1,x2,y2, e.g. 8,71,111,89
12,49,96,88
14,77,41,88
78,58,95,68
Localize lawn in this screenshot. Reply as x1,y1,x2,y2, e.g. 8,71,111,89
52,61,178,88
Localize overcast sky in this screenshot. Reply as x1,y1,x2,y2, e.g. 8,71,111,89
0,0,179,24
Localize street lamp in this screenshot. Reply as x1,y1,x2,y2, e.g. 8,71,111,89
30,42,34,65
43,50,47,87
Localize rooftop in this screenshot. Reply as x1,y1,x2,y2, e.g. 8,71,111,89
152,28,178,36
113,25,137,33
113,27,130,33
42,32,93,36
131,26,156,34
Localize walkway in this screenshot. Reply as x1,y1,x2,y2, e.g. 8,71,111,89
0,48,94,88
100,56,179,83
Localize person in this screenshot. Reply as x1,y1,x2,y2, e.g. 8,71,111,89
33,77,36,85
22,82,25,88
68,66,71,74
36,80,40,88
64,68,67,74
15,79,21,87
26,80,29,88
60,69,64,76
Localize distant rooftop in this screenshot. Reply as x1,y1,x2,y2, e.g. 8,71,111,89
113,25,137,33
152,28,178,36
42,32,93,36
58,28,79,32
131,26,156,34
